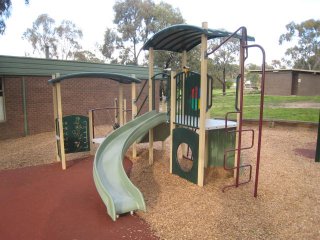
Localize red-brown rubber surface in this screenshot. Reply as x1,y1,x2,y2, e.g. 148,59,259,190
0,157,158,240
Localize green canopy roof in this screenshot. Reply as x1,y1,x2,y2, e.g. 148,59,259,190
143,24,255,53
48,72,141,84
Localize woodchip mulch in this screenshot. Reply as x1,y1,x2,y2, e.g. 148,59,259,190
0,124,319,239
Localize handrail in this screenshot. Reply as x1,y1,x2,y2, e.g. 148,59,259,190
235,74,241,111
137,95,148,116
90,107,119,111
135,79,148,103
206,26,248,57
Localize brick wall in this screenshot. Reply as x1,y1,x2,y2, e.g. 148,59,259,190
0,76,159,140
0,77,25,139
265,72,292,96
297,73,320,96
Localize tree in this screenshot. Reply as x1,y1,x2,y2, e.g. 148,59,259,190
0,0,29,35
151,1,185,69
73,50,104,63
22,14,88,60
208,37,240,95
270,59,286,69
100,28,120,63
22,14,57,58
112,0,152,64
279,19,320,70
55,20,83,60
101,0,184,65
246,63,262,89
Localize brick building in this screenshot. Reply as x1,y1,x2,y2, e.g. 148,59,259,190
252,69,320,96
0,55,161,140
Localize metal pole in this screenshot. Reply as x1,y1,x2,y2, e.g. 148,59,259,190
245,44,266,197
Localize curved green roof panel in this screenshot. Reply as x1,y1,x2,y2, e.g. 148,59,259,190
143,24,255,53
48,72,142,84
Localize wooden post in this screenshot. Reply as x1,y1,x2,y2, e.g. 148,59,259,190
198,22,208,186
88,109,94,155
56,81,66,170
114,98,118,125
52,75,60,162
170,71,176,173
123,99,127,124
132,82,137,158
181,50,187,155
149,47,154,164
119,84,124,126
234,34,246,180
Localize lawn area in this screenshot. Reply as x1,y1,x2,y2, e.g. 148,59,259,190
210,89,320,122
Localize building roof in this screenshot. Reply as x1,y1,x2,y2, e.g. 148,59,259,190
48,72,141,84
0,55,157,80
250,69,320,75
142,24,255,52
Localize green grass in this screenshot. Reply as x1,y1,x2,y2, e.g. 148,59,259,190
210,90,320,122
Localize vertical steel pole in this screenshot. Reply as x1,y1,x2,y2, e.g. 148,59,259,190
253,45,266,197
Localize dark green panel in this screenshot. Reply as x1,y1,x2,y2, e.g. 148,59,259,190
139,122,170,143
56,115,90,154
172,127,199,184
207,127,236,168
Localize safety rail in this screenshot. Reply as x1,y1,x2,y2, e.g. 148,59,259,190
135,80,149,117
173,71,213,129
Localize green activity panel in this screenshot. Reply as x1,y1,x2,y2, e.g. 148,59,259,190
56,115,90,154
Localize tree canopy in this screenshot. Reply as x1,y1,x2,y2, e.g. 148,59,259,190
100,0,184,65
0,0,29,35
208,37,240,95
279,19,320,70
22,14,99,61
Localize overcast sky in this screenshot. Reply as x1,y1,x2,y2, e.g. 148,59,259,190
0,0,319,65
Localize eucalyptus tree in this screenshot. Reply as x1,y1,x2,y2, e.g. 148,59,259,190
208,37,239,95
22,14,57,58
100,0,184,65
22,14,85,60
279,19,320,70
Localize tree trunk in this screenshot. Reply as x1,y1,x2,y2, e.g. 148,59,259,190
222,67,226,96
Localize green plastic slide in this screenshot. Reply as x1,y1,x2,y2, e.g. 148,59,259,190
93,111,167,221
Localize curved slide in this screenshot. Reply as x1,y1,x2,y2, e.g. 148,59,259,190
93,111,167,221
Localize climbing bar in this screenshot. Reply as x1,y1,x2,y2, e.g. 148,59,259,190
206,26,248,57
222,162,252,192
244,44,266,197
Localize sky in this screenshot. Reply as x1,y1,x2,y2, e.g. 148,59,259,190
0,0,319,65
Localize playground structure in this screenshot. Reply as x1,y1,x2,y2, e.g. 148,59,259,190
48,22,266,221
143,23,266,194
48,72,142,170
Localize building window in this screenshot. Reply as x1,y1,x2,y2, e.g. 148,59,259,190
0,78,5,121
